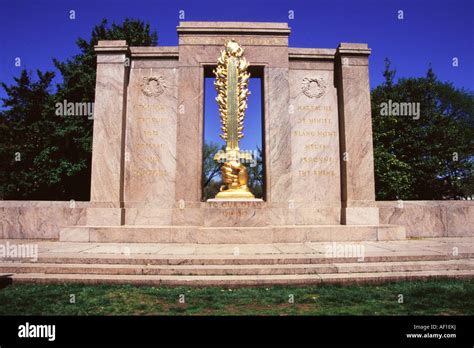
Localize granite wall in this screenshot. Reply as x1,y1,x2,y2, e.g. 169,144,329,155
0,200,472,240
0,201,87,239
377,201,474,238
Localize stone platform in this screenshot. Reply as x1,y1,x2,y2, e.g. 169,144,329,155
1,237,473,286
59,224,406,244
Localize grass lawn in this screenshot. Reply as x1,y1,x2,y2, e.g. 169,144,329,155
0,279,473,315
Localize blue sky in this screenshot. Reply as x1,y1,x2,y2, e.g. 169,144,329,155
0,0,473,149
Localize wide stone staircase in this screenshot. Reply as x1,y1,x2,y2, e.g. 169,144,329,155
1,238,473,286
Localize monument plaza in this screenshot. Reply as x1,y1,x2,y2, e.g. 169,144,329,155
1,22,472,286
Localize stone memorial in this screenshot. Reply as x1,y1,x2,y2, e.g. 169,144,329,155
2,21,473,287
60,22,406,243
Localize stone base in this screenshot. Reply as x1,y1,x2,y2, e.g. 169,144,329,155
87,208,124,226
4,237,473,287
213,190,255,199
2,200,472,241
343,207,380,225
60,224,406,244
207,198,264,202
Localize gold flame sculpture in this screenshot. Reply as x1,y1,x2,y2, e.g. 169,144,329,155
212,40,255,199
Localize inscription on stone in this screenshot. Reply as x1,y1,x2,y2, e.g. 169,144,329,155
290,71,341,202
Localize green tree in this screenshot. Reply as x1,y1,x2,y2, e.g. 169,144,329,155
0,70,57,199
202,141,224,200
54,18,158,103
372,59,474,199
0,19,158,200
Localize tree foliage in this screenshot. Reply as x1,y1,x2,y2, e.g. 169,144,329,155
0,70,58,198
202,141,224,200
0,19,157,200
372,59,474,199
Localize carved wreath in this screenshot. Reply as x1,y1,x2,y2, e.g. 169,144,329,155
301,77,326,99
141,76,166,97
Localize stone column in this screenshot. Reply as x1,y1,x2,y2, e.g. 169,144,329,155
87,40,129,226
335,43,379,225
175,66,203,204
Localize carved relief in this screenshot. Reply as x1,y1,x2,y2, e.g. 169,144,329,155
301,77,326,99
141,76,166,97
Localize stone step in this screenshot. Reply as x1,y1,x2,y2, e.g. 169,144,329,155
60,224,406,243
9,270,474,286
1,260,472,276
18,251,472,265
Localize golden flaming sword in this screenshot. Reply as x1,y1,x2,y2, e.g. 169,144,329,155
212,40,255,199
